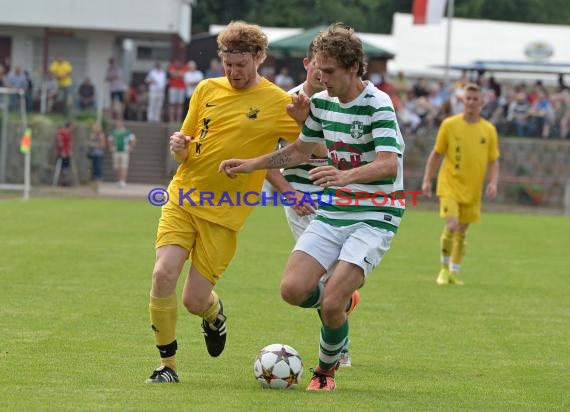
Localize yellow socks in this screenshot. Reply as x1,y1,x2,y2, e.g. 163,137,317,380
440,227,453,270
197,290,220,325
149,293,178,371
450,231,466,274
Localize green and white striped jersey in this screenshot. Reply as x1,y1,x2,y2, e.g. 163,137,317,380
300,81,405,232
282,83,326,196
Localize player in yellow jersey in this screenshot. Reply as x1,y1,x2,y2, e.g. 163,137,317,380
145,21,305,383
422,83,500,285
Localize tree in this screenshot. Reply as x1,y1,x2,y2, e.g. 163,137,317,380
191,0,570,35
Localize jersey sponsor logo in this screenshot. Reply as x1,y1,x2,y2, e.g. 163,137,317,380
322,121,333,129
350,121,364,139
480,137,487,144
246,107,260,119
205,102,216,107
329,142,362,170
363,257,372,265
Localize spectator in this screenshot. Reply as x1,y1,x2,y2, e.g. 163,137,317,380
412,77,429,98
107,119,136,188
55,122,74,186
182,60,204,116
429,81,448,112
105,58,127,119
552,90,570,139
529,88,553,138
145,62,167,122
440,87,465,121
167,58,188,123
489,75,502,98
204,58,223,78
135,83,149,121
5,64,28,110
481,89,505,131
124,83,149,122
87,123,106,193
392,71,410,101
77,78,96,110
49,55,73,120
274,67,294,91
507,91,531,137
43,74,59,113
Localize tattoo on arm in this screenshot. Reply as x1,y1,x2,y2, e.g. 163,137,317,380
267,152,291,168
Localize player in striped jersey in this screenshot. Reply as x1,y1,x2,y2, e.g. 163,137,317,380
220,23,405,391
266,45,357,368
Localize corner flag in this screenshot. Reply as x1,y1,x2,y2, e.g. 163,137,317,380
20,128,32,153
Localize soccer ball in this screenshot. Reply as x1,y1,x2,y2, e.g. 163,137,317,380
253,343,304,389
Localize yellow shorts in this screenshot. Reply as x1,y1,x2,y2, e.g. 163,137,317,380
155,202,237,284
439,197,481,224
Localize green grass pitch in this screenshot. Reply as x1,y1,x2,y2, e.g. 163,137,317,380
0,198,568,411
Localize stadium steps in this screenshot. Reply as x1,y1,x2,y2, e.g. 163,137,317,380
102,122,172,185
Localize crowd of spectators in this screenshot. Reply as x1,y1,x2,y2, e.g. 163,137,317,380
1,56,569,140
374,70,570,139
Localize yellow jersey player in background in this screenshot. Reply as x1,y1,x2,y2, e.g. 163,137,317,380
145,21,305,383
422,83,500,285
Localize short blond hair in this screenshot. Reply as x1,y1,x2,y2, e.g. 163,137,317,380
464,83,481,93
217,21,268,63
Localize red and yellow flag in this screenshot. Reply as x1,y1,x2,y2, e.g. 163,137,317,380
20,128,32,153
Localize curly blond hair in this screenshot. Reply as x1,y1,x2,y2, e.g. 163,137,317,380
217,21,268,63
312,23,367,77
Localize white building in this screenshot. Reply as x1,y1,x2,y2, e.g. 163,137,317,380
0,0,193,108
388,13,570,83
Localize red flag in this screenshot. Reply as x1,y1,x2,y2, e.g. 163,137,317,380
413,0,446,25
20,128,32,153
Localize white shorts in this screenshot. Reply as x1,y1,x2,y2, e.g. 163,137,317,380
284,205,315,240
293,219,394,278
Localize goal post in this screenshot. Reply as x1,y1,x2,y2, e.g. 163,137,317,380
0,87,30,200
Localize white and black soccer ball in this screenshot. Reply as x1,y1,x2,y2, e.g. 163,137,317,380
253,343,304,389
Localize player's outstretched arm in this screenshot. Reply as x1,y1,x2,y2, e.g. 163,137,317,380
219,140,316,179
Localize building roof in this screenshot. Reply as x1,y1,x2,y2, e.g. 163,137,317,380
269,26,395,59
434,60,570,75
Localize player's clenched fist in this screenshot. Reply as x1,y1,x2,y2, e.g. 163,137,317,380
169,132,190,163
170,132,190,153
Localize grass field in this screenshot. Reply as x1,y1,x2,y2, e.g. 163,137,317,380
0,197,568,411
